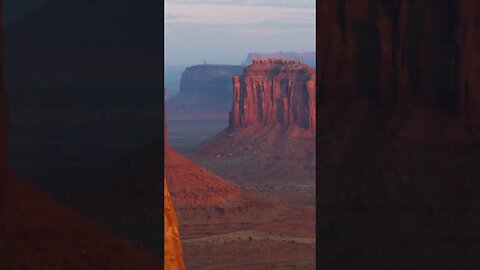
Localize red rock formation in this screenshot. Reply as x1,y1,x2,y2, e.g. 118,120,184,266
164,179,186,270
164,88,186,270
315,1,480,268
229,59,316,135
458,0,480,126
317,0,480,126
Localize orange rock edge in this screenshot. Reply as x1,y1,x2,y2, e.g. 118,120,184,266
164,179,186,270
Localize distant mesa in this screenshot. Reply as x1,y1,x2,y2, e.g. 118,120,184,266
166,54,315,123
166,64,244,120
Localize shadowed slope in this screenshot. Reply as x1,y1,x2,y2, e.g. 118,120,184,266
0,4,162,267
1,170,162,269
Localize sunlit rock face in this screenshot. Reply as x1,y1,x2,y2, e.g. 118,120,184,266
164,89,186,270
164,179,186,270
230,58,315,135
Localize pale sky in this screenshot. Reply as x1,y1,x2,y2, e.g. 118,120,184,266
165,0,315,66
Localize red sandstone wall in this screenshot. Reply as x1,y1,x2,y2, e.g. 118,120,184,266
229,59,316,132
317,0,480,126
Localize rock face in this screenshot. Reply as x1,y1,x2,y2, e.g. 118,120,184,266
230,59,315,136
317,0,480,126
164,179,186,270
457,0,480,125
166,64,244,120
0,49,6,171
190,59,316,186
164,89,186,270
245,52,315,68
315,1,480,268
186,60,316,269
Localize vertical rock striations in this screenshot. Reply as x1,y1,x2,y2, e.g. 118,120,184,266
457,0,480,126
229,59,316,135
317,0,480,126
316,1,480,268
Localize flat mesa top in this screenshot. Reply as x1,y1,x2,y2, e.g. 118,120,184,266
251,58,302,64
245,58,314,75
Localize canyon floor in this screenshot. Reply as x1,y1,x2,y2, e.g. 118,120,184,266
166,119,228,154
167,120,316,270
180,182,316,270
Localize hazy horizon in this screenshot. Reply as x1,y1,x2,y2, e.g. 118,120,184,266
165,0,315,66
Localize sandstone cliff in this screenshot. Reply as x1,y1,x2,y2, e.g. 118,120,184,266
190,59,316,185
166,64,244,120
230,58,316,136
164,89,186,270
315,1,480,268
317,0,480,126
164,179,186,270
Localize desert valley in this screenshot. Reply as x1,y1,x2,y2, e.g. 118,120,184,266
171,58,317,269
3,0,480,269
